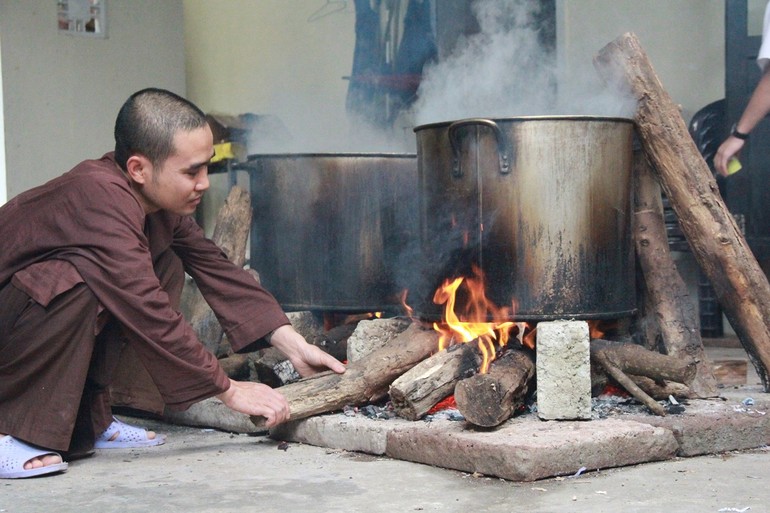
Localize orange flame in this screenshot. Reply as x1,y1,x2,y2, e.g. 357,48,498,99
431,266,514,373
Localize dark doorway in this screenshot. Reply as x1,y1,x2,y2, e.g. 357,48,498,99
725,0,770,259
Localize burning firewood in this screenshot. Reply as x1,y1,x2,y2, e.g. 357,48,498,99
389,340,482,421
251,322,440,429
632,148,717,398
454,348,535,428
590,338,697,416
594,33,770,391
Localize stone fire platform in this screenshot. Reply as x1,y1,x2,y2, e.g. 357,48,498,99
270,387,770,482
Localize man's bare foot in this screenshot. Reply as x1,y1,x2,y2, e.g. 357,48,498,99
104,428,158,442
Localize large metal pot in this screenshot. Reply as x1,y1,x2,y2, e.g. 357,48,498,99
413,116,635,321
240,153,418,312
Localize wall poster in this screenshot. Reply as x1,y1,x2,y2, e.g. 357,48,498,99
57,0,107,38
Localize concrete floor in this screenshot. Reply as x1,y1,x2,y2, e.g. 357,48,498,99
3,344,768,513
2,419,769,513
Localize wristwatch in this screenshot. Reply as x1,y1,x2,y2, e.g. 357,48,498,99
731,123,750,140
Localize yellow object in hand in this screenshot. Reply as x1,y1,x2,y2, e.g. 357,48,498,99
727,157,742,175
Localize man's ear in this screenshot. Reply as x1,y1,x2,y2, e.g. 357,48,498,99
125,155,151,185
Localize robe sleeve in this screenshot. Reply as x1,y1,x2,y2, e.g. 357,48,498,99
166,214,290,353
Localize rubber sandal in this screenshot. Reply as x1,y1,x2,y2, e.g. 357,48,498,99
0,435,68,479
94,417,166,449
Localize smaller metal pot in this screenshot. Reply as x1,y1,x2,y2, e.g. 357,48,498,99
240,153,418,312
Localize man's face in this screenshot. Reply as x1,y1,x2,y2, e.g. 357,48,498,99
138,125,214,216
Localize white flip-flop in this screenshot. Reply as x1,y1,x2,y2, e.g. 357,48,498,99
94,416,166,449
0,435,68,479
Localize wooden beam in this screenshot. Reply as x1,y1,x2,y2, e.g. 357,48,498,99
594,33,770,390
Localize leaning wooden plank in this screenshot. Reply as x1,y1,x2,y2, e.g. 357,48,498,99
594,32,770,390
632,150,717,397
251,323,440,429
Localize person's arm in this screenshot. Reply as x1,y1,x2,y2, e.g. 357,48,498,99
715,67,770,175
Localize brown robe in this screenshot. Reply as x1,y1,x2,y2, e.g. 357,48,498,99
0,153,289,451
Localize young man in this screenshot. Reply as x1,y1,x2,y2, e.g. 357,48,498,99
0,88,345,478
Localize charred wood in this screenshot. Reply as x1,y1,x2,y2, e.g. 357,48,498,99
594,33,770,390
389,341,482,421
252,322,439,429
252,347,301,387
454,348,535,428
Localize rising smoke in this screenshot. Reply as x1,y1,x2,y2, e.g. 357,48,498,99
247,0,636,153
410,0,637,126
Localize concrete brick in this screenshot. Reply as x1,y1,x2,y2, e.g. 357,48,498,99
536,320,591,420
385,417,678,482
346,317,411,362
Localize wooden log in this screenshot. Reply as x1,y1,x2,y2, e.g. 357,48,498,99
594,33,770,390
591,339,696,385
454,349,535,428
590,339,697,416
632,149,718,397
185,186,253,356
389,341,482,420
629,375,696,400
252,322,440,429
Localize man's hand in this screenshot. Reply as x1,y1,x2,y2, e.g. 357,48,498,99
269,324,346,377
714,136,745,177
216,379,290,428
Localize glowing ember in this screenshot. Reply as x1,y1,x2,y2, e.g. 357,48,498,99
431,266,515,373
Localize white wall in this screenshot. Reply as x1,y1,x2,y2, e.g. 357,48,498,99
557,0,725,122
183,0,356,143
0,0,186,198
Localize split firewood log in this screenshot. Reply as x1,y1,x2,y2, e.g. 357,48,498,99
632,149,717,397
590,338,697,416
252,322,440,429
594,32,770,391
389,341,482,420
454,348,535,428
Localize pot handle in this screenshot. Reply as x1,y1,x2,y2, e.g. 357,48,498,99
448,118,513,177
